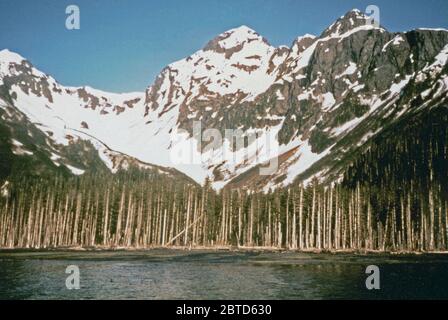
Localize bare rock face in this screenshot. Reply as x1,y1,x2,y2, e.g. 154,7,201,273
80,121,89,129
0,58,54,103
145,9,448,190
320,9,372,38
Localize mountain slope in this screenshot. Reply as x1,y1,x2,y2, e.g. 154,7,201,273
0,9,447,191
0,79,196,185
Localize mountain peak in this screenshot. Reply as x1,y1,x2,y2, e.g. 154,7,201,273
346,8,364,16
338,8,370,21
227,25,257,35
0,49,26,65
204,25,270,52
321,8,382,38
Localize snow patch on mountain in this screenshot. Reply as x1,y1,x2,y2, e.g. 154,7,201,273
382,35,405,52
65,164,85,175
281,141,333,188
335,62,357,79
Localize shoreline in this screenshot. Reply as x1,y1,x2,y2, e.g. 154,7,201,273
0,245,447,255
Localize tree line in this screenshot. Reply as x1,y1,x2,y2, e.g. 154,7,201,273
0,107,446,251
0,173,446,251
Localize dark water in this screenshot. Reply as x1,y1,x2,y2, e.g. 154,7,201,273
0,249,447,300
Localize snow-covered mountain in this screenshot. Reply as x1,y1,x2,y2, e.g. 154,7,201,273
1,9,447,190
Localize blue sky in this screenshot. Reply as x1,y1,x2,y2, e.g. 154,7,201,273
1,0,447,92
